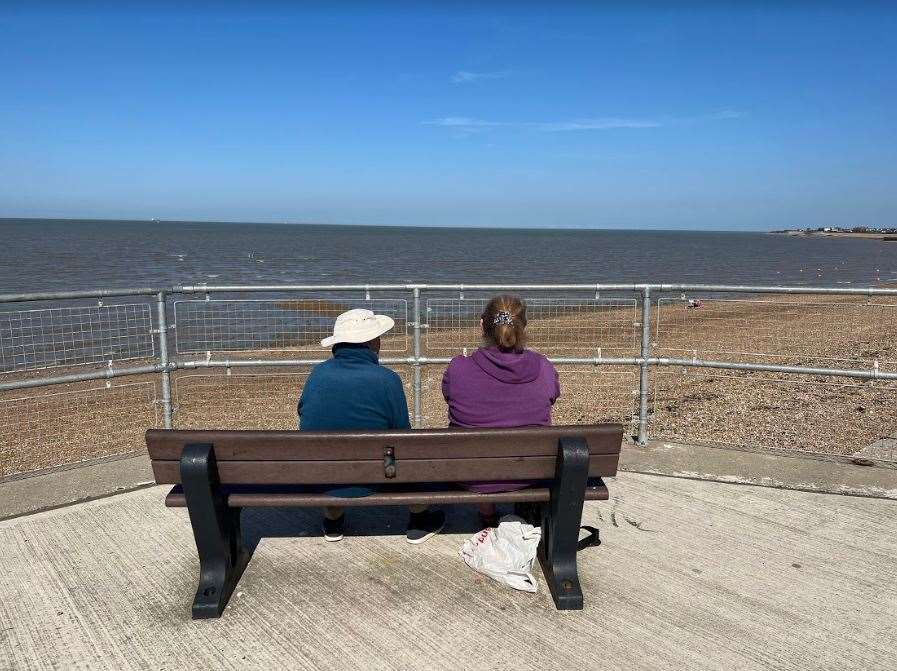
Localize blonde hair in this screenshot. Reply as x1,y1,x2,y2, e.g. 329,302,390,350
481,295,527,353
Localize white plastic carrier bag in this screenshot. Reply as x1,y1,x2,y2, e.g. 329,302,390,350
459,514,542,593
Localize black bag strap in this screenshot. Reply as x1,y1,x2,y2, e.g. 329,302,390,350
576,525,600,551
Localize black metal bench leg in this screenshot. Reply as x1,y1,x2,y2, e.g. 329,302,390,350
538,436,590,610
181,443,250,619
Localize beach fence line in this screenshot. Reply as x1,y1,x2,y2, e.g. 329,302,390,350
1,283,896,479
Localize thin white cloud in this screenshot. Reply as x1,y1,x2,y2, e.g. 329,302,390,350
700,109,743,121
423,110,742,134
535,118,663,131
450,70,510,84
422,117,506,128
422,116,662,132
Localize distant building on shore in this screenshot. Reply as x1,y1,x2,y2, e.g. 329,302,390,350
771,226,897,235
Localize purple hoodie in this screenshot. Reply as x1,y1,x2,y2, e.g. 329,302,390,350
443,347,560,494
442,347,561,428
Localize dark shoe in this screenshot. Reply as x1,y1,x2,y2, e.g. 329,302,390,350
513,502,542,527
479,512,500,529
322,515,344,542
406,509,445,545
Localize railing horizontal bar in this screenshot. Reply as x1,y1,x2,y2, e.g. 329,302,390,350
172,283,897,296
180,359,328,368
4,283,896,303
544,357,643,365
654,283,897,295
3,355,891,391
0,364,170,392
406,284,643,292
178,358,418,368
177,355,894,381
399,283,896,296
172,285,413,293
650,357,897,380
0,288,164,303
171,284,643,293
177,356,646,369
416,283,897,295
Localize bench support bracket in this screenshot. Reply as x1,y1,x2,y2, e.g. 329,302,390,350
539,436,590,610
181,443,250,619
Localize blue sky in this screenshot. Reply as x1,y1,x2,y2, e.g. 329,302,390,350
1,3,895,230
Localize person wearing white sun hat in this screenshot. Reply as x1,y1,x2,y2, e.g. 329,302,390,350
297,308,445,545
318,308,396,349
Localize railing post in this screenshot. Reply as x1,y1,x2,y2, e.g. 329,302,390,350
412,287,423,428
156,290,173,429
637,286,652,445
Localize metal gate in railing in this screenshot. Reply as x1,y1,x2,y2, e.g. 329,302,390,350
2,282,896,478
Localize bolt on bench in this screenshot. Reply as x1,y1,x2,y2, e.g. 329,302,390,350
146,424,624,619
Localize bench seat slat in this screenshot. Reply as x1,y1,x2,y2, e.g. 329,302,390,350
164,479,610,508
145,425,624,462
151,453,619,485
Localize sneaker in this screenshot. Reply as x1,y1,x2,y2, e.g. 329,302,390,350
513,502,542,527
406,509,445,545
479,512,499,529
322,515,344,542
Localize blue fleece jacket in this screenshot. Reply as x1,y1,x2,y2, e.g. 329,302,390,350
297,344,411,431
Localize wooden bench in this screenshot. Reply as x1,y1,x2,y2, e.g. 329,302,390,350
146,424,624,619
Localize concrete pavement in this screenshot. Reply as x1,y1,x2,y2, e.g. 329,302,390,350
1,471,895,670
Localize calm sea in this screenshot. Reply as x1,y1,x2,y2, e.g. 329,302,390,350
1,218,895,293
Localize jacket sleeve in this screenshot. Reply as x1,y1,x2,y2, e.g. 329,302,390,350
441,362,451,402
297,375,310,429
387,374,412,430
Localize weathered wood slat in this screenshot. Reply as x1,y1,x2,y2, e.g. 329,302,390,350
145,425,624,462
151,454,620,485
163,479,610,508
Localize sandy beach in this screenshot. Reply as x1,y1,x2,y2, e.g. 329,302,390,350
2,292,896,478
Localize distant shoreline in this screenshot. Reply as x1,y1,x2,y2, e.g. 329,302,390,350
770,230,896,240
4,217,891,237
0,217,791,235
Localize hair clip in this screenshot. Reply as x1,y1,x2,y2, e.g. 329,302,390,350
492,310,514,326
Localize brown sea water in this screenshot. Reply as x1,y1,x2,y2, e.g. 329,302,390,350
1,218,894,293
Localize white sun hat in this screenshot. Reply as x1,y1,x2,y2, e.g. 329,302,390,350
320,308,395,348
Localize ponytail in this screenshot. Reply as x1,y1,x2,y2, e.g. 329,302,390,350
482,295,527,353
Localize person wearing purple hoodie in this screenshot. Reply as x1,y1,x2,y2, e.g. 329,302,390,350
442,295,561,527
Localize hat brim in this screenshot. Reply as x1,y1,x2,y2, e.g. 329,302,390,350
320,315,395,348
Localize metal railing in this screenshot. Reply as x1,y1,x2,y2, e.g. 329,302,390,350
2,282,896,477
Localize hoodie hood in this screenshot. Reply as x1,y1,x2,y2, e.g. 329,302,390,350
470,347,542,384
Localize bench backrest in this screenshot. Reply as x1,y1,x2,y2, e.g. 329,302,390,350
146,425,624,486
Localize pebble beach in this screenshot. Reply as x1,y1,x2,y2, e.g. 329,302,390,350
2,290,895,478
